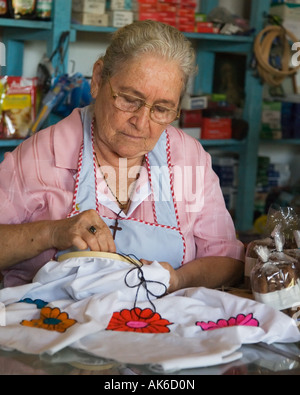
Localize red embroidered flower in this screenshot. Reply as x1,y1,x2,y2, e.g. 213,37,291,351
196,313,259,331
106,307,172,333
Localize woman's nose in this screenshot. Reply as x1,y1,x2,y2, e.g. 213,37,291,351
129,105,151,130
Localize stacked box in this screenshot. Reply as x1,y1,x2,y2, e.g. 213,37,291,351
294,103,300,138
133,0,197,32
180,110,202,128
256,156,291,195
196,21,219,34
72,0,108,26
281,101,294,138
177,0,197,33
212,156,238,211
256,156,270,193
267,163,291,188
181,94,208,110
212,157,238,187
270,3,300,41
260,101,282,140
108,0,134,27
201,117,232,139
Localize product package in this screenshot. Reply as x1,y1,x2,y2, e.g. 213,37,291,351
245,205,300,288
0,76,37,138
250,226,300,318
30,73,92,134
10,0,37,19
0,0,9,16
244,232,275,290
36,0,52,20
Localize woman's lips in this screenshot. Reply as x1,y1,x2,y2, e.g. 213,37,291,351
121,132,145,140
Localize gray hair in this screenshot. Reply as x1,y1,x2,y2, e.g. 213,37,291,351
100,20,197,95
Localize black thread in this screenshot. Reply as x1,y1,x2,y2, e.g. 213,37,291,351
120,253,168,318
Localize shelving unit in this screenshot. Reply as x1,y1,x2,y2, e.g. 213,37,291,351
0,0,272,231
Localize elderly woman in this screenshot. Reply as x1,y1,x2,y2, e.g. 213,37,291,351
0,20,244,290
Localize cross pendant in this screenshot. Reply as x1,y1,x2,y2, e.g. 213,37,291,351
110,218,122,240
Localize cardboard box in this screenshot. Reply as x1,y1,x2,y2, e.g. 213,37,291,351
270,3,300,38
72,0,106,14
195,13,207,22
181,95,208,110
108,0,132,10
157,3,177,12
178,23,195,32
261,101,282,139
136,0,157,4
137,11,159,20
180,109,202,128
109,10,134,27
196,24,219,34
201,117,232,139
270,3,300,20
72,12,109,26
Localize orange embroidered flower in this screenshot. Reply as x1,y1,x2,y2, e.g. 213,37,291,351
106,307,172,333
21,306,77,333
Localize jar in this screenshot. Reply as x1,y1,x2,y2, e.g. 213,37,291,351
10,0,36,19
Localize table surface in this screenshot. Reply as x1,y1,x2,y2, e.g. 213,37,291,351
1,283,299,376
0,341,300,375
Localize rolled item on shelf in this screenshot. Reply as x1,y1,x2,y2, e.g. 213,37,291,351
254,25,300,86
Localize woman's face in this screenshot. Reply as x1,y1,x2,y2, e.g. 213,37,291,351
91,54,184,160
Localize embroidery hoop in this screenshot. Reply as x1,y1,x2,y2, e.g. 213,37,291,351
57,251,142,266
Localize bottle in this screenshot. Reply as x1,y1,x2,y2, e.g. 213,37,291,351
36,0,52,20
0,0,10,17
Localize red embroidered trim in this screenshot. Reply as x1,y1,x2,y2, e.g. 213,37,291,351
165,130,186,265
91,120,101,215
68,141,84,218
144,153,158,224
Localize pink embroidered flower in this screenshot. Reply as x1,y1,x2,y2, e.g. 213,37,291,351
196,313,259,331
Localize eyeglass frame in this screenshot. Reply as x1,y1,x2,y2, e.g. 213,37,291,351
107,79,181,126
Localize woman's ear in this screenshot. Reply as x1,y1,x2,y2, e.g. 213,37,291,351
90,59,104,99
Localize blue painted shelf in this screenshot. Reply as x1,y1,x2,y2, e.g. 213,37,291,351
0,18,52,29
261,139,300,145
0,139,23,147
0,139,23,162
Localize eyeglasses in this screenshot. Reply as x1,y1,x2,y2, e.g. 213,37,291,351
108,79,180,125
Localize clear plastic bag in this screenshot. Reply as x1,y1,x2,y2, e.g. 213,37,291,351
250,229,300,317
245,206,300,288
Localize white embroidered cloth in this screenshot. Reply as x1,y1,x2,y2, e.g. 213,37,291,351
0,253,299,372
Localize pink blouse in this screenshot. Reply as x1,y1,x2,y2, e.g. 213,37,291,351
0,108,244,286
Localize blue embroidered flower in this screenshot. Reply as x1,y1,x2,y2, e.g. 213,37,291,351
19,298,48,309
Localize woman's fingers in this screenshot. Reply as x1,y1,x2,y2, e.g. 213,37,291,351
85,220,116,253
51,210,116,253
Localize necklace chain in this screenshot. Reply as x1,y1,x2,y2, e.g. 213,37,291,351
94,151,144,211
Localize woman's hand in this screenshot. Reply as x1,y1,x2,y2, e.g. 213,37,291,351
49,209,116,253
140,259,182,293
